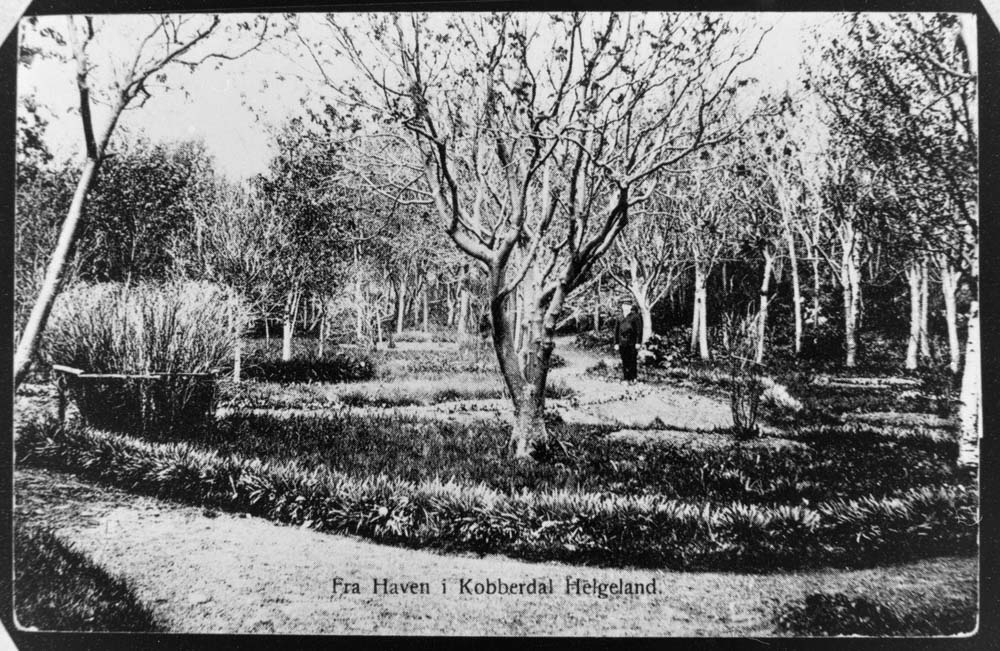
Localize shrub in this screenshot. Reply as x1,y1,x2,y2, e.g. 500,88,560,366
760,377,804,415
242,348,377,384
16,418,977,571
638,332,688,367
574,330,614,350
14,522,163,631
720,311,765,439
774,592,976,636
43,281,247,375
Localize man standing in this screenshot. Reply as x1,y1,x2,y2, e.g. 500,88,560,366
614,302,643,382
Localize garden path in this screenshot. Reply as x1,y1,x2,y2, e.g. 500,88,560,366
15,467,976,636
544,336,733,429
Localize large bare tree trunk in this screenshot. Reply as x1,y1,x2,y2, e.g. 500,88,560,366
593,275,602,335
905,260,922,370
489,278,543,459
786,229,803,355
282,314,294,361
841,222,861,368
627,285,653,345
940,258,961,374
958,297,980,467
411,278,422,329
457,270,471,343
812,254,821,326
317,304,327,357
626,257,653,344
755,249,775,364
446,283,455,327
919,259,930,360
692,263,709,360
354,279,364,342
486,257,566,460
228,292,243,382
422,284,430,332
281,290,299,362
396,275,406,334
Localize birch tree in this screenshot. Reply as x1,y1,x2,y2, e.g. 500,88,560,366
14,14,271,387
816,13,977,460
309,12,765,456
674,163,740,360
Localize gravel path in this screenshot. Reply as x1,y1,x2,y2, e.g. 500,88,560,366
16,468,977,636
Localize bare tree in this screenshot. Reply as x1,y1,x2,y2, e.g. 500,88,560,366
674,164,741,360
14,14,271,386
313,13,766,456
601,188,687,345
181,180,287,379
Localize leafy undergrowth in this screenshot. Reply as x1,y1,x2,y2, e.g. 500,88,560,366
773,591,976,636
16,417,976,571
14,521,163,632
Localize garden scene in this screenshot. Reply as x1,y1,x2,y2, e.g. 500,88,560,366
12,11,979,637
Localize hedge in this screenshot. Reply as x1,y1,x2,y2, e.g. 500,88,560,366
16,419,977,571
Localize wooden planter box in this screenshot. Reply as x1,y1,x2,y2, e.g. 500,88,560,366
52,365,217,436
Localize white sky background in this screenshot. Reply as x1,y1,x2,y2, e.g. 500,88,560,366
17,12,849,180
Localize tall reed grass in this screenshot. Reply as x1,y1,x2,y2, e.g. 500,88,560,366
43,281,248,374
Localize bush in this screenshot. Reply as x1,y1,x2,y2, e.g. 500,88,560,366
242,348,377,384
638,332,688,367
719,311,765,439
15,522,163,631
43,281,247,375
574,330,614,350
774,592,976,636
16,417,977,571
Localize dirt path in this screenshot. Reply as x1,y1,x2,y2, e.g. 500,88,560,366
545,337,733,429
16,468,976,636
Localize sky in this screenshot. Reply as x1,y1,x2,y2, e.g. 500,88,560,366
16,12,857,181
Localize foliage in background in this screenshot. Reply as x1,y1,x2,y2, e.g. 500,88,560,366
241,344,377,384
15,522,163,632
76,139,217,283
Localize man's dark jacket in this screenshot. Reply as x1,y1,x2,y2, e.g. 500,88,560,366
614,310,644,347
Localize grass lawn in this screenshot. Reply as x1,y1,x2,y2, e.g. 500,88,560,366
220,373,573,410
221,343,572,410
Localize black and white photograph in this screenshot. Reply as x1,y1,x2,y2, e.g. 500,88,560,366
7,3,984,639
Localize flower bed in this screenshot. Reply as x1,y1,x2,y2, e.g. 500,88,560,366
16,418,977,571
